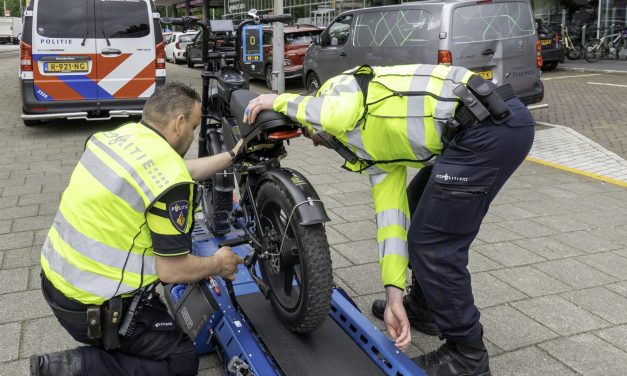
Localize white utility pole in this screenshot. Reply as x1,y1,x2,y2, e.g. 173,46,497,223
272,0,285,93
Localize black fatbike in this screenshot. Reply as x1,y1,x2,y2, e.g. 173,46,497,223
161,11,333,334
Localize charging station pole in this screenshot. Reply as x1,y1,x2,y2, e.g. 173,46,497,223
272,0,285,93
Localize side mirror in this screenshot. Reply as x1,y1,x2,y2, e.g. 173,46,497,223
331,37,339,46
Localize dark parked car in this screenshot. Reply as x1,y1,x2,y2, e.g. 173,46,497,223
536,19,564,71
239,25,323,88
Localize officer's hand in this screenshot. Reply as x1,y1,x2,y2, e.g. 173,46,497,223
214,247,244,280
384,286,411,351
302,127,330,148
244,94,278,124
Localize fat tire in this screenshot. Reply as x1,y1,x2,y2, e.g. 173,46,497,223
256,181,332,333
201,183,233,236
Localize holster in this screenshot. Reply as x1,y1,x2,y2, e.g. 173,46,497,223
102,296,123,350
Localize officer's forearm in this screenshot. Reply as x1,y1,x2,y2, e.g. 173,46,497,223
155,253,224,283
185,152,233,181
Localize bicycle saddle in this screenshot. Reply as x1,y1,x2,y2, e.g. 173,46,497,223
230,89,298,139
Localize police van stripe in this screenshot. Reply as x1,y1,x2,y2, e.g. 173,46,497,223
80,148,146,213
378,238,408,259
52,211,156,275
90,137,156,203
42,238,138,300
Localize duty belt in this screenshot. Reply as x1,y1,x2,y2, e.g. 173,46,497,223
453,83,516,129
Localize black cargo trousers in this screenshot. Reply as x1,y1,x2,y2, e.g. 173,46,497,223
41,273,198,376
405,97,535,344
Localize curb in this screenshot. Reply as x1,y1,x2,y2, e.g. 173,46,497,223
556,66,627,75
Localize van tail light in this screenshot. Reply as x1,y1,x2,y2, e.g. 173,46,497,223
438,50,452,65
156,42,166,69
20,42,33,72
175,42,181,50
535,40,543,69
477,0,492,4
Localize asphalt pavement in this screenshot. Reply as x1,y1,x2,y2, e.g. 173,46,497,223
0,51,626,375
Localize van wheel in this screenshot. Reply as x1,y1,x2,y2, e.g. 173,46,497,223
265,66,273,89
306,72,320,93
23,119,40,127
541,61,558,71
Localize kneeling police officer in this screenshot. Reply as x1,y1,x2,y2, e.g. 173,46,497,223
245,64,535,376
31,83,244,376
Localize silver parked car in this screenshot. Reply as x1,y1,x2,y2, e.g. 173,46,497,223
303,0,544,105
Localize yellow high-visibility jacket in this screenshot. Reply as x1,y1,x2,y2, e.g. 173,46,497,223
41,122,194,305
273,64,475,290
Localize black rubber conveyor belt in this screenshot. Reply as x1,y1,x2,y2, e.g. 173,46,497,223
238,292,385,376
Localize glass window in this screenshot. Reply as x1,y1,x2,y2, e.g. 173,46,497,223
353,9,432,47
452,2,535,43
100,0,150,39
285,31,319,45
36,0,94,38
325,15,352,46
179,34,196,43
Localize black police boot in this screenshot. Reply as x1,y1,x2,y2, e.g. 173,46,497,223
30,349,82,376
414,339,491,376
371,277,440,336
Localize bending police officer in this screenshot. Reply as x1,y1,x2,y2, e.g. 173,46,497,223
31,83,244,376
245,64,535,376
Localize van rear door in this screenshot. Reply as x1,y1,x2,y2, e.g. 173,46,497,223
32,0,98,101
449,1,538,94
95,0,156,100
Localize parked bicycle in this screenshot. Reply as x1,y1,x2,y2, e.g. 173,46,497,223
585,25,627,62
161,10,333,334
561,24,584,60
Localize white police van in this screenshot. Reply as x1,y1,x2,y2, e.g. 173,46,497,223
19,0,166,126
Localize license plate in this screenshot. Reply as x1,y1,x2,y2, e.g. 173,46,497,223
540,39,552,46
475,70,493,80
44,61,89,73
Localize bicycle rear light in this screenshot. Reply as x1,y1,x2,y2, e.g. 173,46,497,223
268,129,302,140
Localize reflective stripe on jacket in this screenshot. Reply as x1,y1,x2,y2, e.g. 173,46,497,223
274,64,474,289
41,122,194,305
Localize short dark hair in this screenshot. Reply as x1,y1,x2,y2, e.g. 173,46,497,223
142,82,201,128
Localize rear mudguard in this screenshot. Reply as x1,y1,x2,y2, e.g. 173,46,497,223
257,168,329,226
207,128,235,192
